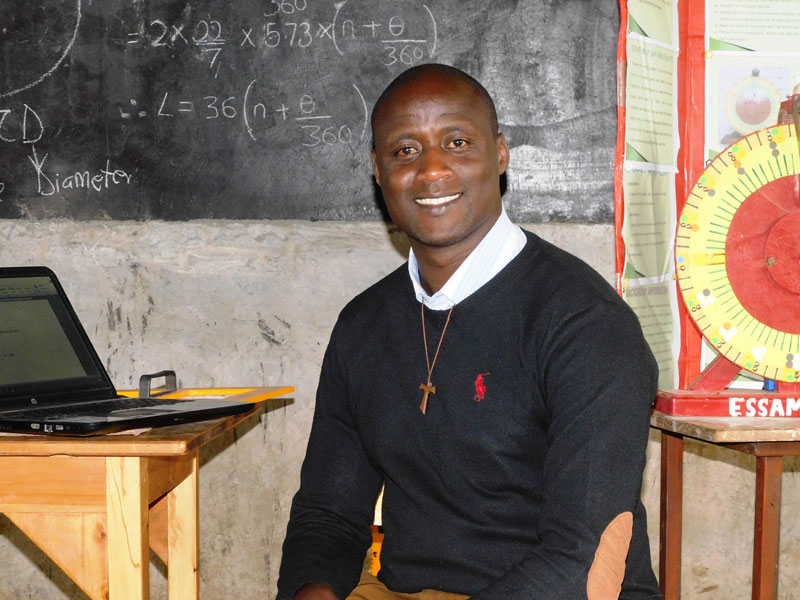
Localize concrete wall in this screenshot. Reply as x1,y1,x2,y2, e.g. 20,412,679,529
1,219,799,599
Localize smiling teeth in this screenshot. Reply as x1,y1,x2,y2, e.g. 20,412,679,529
415,193,460,206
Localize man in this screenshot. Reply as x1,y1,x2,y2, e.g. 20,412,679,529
277,64,660,600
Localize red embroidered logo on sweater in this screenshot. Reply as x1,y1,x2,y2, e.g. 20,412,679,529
474,372,490,402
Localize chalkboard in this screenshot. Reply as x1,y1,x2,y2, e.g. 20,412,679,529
0,0,619,221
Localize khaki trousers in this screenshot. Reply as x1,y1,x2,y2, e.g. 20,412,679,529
346,570,469,600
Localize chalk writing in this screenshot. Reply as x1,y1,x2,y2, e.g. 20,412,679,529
0,105,44,144
0,106,134,198
28,147,132,197
125,2,437,73
332,2,438,58
138,82,369,146
112,1,434,152
264,0,308,17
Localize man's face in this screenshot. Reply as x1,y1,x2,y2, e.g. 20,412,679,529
371,76,509,250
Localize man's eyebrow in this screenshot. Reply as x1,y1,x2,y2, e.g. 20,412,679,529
378,120,479,142
378,131,419,146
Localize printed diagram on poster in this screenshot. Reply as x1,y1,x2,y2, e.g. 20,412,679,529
707,59,800,158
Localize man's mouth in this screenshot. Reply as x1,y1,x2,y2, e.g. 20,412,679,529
414,193,462,206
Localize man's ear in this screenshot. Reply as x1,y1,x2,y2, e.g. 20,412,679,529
371,149,381,186
496,133,510,176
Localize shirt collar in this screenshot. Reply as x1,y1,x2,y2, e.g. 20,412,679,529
408,205,527,309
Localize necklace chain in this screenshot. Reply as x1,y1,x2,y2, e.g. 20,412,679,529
419,302,454,415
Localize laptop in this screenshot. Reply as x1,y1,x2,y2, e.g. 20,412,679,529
0,266,254,435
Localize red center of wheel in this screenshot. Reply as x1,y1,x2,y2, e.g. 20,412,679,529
726,175,800,334
764,211,800,294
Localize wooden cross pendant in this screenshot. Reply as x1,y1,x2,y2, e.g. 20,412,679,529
419,381,436,415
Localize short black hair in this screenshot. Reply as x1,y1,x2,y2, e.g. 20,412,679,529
370,63,499,146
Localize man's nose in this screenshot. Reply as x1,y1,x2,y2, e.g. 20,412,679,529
416,147,452,182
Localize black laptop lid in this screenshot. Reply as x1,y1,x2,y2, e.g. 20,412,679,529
0,266,116,408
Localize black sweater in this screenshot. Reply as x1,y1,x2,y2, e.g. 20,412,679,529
278,231,660,599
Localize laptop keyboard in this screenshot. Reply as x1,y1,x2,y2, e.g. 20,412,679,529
3,396,190,420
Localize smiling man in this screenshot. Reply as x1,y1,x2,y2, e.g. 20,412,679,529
277,64,661,600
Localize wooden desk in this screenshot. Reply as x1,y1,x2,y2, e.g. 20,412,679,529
0,386,293,600
651,410,800,600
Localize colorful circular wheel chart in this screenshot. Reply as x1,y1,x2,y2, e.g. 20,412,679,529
676,123,800,383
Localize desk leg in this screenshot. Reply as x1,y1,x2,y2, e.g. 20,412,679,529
168,450,199,600
106,456,150,600
660,431,684,600
752,456,782,600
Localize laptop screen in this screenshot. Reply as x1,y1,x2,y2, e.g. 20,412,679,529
0,270,112,404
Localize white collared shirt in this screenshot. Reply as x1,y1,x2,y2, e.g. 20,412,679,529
408,206,527,309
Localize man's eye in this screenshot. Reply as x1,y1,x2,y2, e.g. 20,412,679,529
395,146,417,157
448,138,468,149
